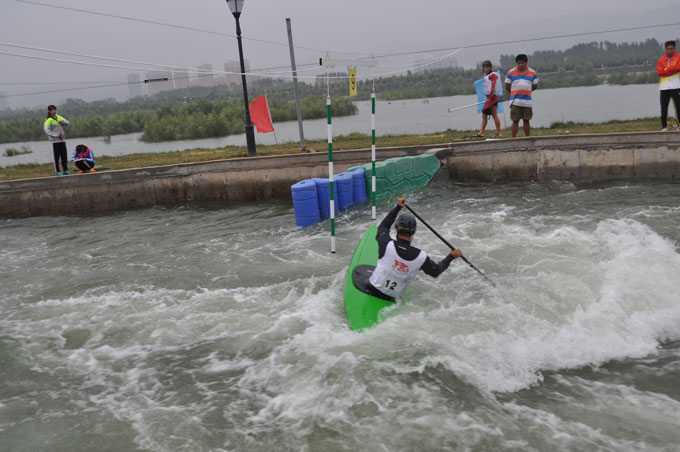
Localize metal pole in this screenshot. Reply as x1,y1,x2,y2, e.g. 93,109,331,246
233,12,257,156
286,18,306,153
371,86,377,220
327,95,335,253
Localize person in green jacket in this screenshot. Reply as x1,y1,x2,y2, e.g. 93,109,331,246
43,105,70,175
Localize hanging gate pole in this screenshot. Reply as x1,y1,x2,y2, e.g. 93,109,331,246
326,94,336,253
371,87,377,220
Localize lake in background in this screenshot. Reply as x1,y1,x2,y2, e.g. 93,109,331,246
0,83,664,168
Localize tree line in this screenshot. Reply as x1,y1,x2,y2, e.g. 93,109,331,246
0,96,356,144
139,96,355,142
499,39,664,74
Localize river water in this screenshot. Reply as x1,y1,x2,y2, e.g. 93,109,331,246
1,179,679,451
0,83,663,168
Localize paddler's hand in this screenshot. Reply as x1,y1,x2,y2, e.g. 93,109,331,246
396,198,407,207
449,249,463,259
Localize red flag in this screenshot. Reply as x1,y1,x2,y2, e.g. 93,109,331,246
249,95,274,133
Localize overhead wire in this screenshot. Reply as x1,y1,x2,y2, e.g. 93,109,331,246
0,41,464,78
0,46,466,83
1,15,677,99
14,0,680,61
0,42,325,77
11,0,374,57
6,1,679,76
368,22,680,58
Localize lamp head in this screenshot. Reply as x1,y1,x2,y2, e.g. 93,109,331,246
226,0,245,16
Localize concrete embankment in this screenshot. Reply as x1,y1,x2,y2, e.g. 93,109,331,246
0,144,443,218
440,132,680,181
1,132,678,218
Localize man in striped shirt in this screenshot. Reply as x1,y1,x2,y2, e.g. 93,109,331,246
504,54,539,137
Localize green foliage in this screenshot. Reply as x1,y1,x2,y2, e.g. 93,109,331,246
0,96,357,144
139,96,357,142
0,110,155,143
499,38,666,72
3,146,32,156
607,71,658,85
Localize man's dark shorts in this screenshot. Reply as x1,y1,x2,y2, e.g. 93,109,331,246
510,105,533,121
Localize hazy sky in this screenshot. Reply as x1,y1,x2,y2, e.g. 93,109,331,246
1,0,678,109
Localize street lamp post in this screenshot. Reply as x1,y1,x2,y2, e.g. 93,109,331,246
226,0,256,156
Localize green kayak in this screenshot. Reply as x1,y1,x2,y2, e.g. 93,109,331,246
344,225,396,331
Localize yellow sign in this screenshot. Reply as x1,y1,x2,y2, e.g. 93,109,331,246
348,68,357,97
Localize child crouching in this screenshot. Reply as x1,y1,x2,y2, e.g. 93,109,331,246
72,144,96,173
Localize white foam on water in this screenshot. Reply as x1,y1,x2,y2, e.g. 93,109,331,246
365,215,680,394
500,374,680,451
2,183,680,451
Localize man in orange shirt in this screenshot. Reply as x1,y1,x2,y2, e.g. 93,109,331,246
656,40,680,131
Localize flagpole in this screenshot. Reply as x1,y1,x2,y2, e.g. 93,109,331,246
264,89,278,144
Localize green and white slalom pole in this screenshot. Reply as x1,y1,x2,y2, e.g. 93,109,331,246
371,86,377,220
326,94,336,253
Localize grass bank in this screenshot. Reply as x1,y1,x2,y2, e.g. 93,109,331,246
0,116,666,182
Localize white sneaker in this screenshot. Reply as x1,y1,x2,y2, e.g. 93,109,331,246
661,127,669,131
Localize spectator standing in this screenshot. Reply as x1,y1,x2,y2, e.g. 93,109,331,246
477,60,503,137
43,105,70,175
656,40,680,131
72,144,96,173
504,54,538,137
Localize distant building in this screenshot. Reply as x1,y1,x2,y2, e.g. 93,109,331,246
0,91,8,110
197,63,215,88
145,70,174,96
127,73,143,98
224,59,249,86
172,69,190,90
412,55,459,73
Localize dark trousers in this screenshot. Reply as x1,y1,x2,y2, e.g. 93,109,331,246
75,160,94,171
52,142,68,172
660,88,680,128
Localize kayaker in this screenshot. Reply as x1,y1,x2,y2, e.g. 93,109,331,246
368,197,462,300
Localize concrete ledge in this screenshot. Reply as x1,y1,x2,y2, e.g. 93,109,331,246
0,143,446,218
438,132,680,182
2,132,679,218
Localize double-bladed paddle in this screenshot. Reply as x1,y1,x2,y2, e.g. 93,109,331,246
404,204,496,287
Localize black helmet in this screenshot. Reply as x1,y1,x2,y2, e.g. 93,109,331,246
395,213,416,235
482,60,492,68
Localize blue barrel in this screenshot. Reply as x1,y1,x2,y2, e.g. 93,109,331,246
349,168,367,204
312,178,339,219
291,179,320,227
335,172,353,210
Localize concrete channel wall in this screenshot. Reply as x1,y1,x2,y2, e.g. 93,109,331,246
0,143,444,219
440,132,680,181
1,132,679,219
